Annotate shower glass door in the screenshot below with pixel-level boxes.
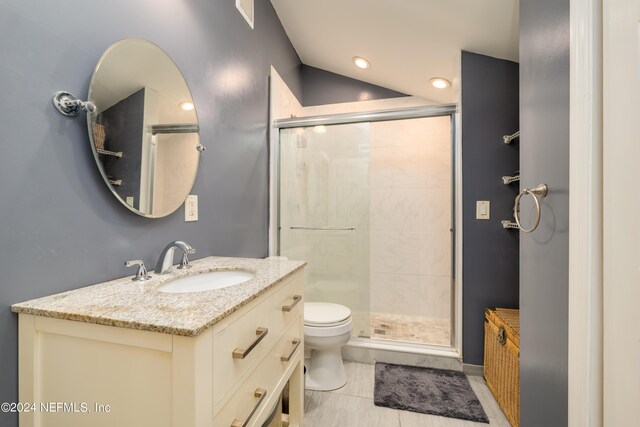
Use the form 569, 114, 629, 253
278, 114, 453, 347
279, 123, 371, 338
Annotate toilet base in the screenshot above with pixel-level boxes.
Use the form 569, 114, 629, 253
305, 348, 347, 391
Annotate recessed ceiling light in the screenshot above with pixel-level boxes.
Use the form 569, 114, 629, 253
353, 56, 371, 69
179, 101, 195, 111
430, 78, 451, 89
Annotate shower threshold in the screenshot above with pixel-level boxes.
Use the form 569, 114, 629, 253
369, 312, 450, 346
344, 336, 462, 371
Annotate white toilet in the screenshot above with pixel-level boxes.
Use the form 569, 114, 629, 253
304, 302, 353, 391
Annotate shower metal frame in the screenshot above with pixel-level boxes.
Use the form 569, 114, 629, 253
273, 103, 460, 357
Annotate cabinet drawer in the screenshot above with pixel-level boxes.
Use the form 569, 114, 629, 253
272, 273, 304, 343
213, 356, 272, 427
213, 297, 272, 406
270, 316, 303, 385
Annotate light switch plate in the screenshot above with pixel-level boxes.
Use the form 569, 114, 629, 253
185, 195, 198, 222
476, 201, 490, 220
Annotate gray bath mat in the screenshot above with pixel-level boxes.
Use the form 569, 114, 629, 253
374, 363, 489, 423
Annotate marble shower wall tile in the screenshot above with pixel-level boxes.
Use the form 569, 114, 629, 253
327, 151, 370, 190
423, 142, 453, 189
370, 144, 431, 190
420, 188, 452, 233
371, 189, 426, 232
369, 116, 453, 334
371, 273, 422, 317
370, 188, 452, 233
371, 230, 421, 275
303, 122, 369, 153
295, 231, 368, 274
369, 272, 452, 326
328, 187, 370, 230
370, 116, 451, 149
419, 275, 452, 319
419, 232, 452, 276
370, 119, 451, 190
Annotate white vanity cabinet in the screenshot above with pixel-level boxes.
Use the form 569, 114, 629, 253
17, 270, 305, 427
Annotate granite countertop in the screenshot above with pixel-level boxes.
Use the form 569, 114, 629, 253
11, 256, 306, 337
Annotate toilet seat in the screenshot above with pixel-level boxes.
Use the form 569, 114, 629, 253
304, 302, 353, 338
304, 302, 351, 327
304, 319, 353, 337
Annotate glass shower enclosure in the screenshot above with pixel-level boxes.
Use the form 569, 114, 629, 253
277, 108, 454, 348
279, 123, 372, 338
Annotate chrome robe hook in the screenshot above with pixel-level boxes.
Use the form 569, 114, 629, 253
52, 91, 96, 117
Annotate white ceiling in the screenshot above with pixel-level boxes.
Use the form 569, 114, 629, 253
270, 0, 519, 104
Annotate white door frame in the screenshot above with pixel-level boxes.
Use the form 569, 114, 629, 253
601, 0, 640, 424
568, 0, 603, 425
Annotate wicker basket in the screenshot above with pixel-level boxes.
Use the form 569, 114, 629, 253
92, 122, 106, 150
484, 307, 520, 427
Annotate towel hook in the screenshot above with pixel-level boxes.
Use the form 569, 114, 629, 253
513, 184, 548, 233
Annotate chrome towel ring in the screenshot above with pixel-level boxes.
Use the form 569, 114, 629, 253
514, 184, 548, 233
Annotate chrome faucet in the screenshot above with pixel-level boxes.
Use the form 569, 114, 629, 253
124, 259, 152, 281
155, 241, 196, 274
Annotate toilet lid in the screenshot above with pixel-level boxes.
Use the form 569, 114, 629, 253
304, 302, 351, 326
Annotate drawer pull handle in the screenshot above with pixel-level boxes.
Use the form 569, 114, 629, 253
282, 295, 302, 312
232, 327, 269, 359
230, 388, 267, 427
280, 338, 301, 362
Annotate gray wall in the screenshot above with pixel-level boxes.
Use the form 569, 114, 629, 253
300, 64, 407, 106
461, 51, 520, 365
0, 1, 302, 425
519, 0, 570, 425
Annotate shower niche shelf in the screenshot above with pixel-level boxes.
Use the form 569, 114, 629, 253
501, 129, 520, 230
502, 173, 520, 185
503, 130, 520, 144
97, 148, 123, 158
502, 220, 519, 230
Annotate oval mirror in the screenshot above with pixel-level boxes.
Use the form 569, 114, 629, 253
87, 38, 201, 218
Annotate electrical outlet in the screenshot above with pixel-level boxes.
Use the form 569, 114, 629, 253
185, 195, 198, 222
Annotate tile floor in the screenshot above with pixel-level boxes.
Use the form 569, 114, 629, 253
303, 361, 511, 427
370, 313, 451, 346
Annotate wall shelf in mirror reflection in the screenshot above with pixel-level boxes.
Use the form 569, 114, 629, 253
52, 38, 206, 218
503, 130, 520, 144
96, 148, 123, 158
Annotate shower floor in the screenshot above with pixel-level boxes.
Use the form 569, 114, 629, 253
369, 312, 450, 346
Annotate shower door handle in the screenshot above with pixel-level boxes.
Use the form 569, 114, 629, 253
290, 226, 356, 231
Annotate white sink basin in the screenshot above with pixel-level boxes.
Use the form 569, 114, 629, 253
158, 270, 254, 293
